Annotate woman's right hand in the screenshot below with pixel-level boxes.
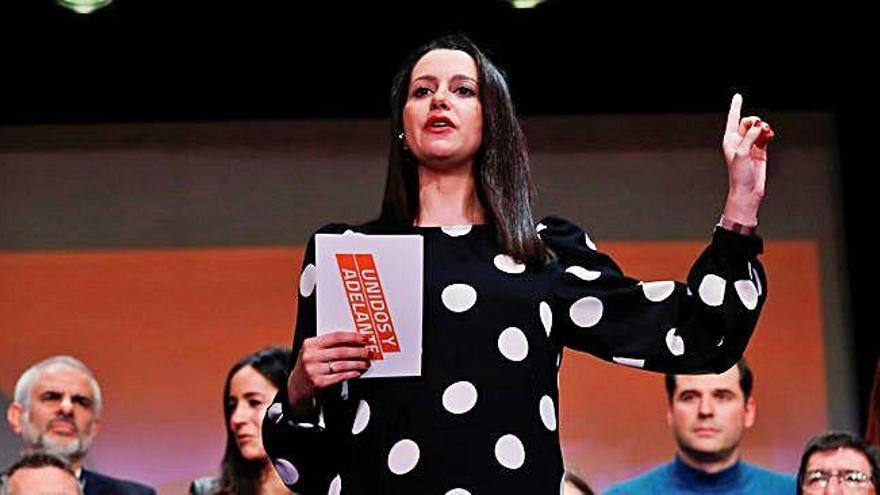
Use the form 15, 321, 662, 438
287, 331, 371, 413
721, 93, 776, 225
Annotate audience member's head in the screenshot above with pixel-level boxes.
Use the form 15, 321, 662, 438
6, 356, 101, 469
562, 466, 594, 495
218, 346, 291, 494
606, 359, 793, 494
1, 452, 82, 495
798, 431, 879, 494
664, 359, 755, 472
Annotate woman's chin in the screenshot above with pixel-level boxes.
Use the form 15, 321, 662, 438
419, 151, 473, 169
239, 445, 267, 462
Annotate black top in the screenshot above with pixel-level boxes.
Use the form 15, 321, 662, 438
263, 216, 766, 494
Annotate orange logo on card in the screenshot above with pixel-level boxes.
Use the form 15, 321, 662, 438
336, 253, 400, 360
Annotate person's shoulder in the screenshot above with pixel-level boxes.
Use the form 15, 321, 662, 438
741, 461, 797, 489
311, 219, 386, 236
300, 222, 361, 251
82, 469, 156, 495
604, 462, 672, 494
536, 215, 599, 250
189, 475, 221, 495
312, 222, 357, 235
536, 215, 585, 233
535, 215, 612, 270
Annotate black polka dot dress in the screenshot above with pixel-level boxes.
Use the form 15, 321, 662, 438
263, 216, 766, 494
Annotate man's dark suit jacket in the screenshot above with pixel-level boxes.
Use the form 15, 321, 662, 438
81, 469, 156, 495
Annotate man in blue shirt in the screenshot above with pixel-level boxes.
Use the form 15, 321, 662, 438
605, 359, 794, 494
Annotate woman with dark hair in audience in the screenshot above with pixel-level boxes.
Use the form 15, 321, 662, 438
263, 34, 775, 493
191, 347, 293, 495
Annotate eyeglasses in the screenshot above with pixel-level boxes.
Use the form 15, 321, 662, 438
803, 469, 875, 492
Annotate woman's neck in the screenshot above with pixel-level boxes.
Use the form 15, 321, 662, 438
258, 463, 291, 495
416, 163, 485, 226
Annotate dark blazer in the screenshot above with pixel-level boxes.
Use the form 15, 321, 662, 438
81, 469, 156, 495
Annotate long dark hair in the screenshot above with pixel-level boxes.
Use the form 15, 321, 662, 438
866, 359, 880, 446
218, 346, 290, 495
378, 34, 548, 266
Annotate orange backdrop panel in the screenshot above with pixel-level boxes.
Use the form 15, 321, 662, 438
0, 240, 823, 493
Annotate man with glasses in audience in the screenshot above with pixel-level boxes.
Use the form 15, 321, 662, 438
798, 431, 878, 494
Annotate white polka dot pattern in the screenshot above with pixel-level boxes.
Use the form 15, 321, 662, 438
442, 226, 472, 237
442, 381, 478, 415
274, 217, 765, 491
751, 264, 763, 296
274, 458, 300, 485
642, 281, 675, 302
569, 297, 603, 328
299, 263, 317, 298
267, 402, 283, 424
698, 274, 726, 306
328, 475, 342, 495
665, 328, 685, 356
539, 395, 557, 431
494, 254, 526, 274
566, 266, 601, 281
387, 439, 420, 475
584, 232, 597, 250
540, 301, 553, 336
498, 327, 529, 361
352, 400, 370, 435
494, 434, 526, 470
734, 280, 759, 310
613, 357, 645, 368
441, 284, 477, 313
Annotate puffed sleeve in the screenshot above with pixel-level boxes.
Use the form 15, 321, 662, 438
540, 215, 766, 374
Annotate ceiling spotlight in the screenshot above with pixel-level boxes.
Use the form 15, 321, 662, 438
56, 0, 113, 14
508, 0, 548, 8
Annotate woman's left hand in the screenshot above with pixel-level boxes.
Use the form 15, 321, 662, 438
721, 93, 775, 224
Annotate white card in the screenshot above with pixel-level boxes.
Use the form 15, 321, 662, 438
315, 232, 423, 378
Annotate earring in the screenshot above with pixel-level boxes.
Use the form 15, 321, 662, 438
398, 131, 409, 150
